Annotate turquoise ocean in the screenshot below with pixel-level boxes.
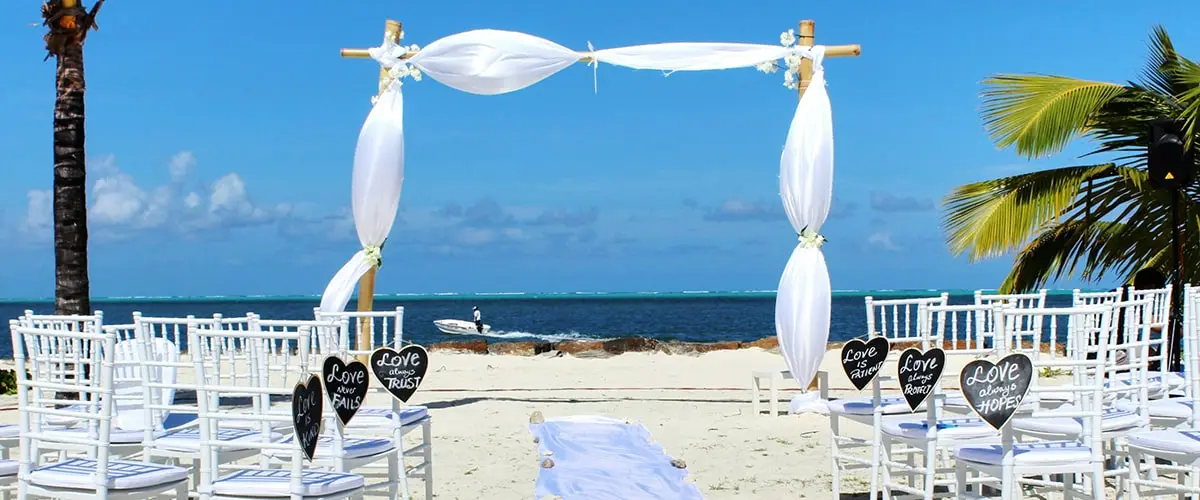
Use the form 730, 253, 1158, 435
0, 290, 1082, 358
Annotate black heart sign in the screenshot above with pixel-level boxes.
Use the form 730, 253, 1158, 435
322, 356, 369, 426
897, 348, 945, 411
841, 337, 890, 391
292, 374, 323, 461
370, 345, 429, 403
959, 353, 1034, 431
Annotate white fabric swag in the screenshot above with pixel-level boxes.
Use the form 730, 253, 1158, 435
318, 29, 837, 391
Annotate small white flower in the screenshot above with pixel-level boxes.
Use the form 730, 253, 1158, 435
408, 44, 421, 53
755, 61, 778, 74
371, 95, 380, 105
780, 29, 796, 47
410, 67, 423, 81
784, 54, 803, 72
783, 71, 798, 90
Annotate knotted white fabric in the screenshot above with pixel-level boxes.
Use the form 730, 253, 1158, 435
406, 29, 810, 95
775, 47, 834, 400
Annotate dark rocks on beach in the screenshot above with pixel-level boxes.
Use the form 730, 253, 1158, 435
746, 336, 779, 350
658, 340, 742, 355
432, 335, 781, 357
487, 341, 554, 356
428, 339, 489, 354
602, 337, 659, 354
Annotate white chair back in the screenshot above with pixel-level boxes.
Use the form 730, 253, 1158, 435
190, 321, 332, 494
10, 320, 118, 482
314, 307, 406, 356
922, 303, 996, 354
865, 294, 949, 346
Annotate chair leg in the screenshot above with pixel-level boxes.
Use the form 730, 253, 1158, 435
1091, 463, 1105, 500
769, 374, 779, 417
869, 412, 882, 500
1000, 465, 1014, 500
423, 419, 434, 500
923, 440, 936, 499
175, 481, 188, 500
955, 460, 968, 496
830, 415, 841, 499
751, 376, 761, 416
880, 437, 893, 500
1065, 472, 1076, 500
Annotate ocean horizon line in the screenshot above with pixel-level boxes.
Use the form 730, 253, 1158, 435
0, 288, 1100, 304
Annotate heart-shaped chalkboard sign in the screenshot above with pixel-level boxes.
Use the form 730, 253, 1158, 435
841, 337, 890, 391
292, 374, 324, 461
370, 345, 429, 403
322, 356, 370, 426
959, 353, 1034, 430
897, 348, 945, 411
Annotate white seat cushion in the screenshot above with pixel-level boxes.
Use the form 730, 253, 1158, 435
1110, 371, 1186, 391
43, 427, 146, 445
211, 469, 363, 497
27, 458, 188, 490
881, 417, 997, 441
1012, 406, 1146, 437
828, 397, 915, 416
346, 406, 429, 428
265, 436, 394, 460
0, 425, 19, 439
945, 394, 1040, 411
154, 428, 281, 452
1146, 398, 1193, 420
1128, 430, 1200, 455
0, 460, 17, 477
956, 441, 1093, 466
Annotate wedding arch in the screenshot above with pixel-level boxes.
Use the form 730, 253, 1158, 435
317, 20, 861, 392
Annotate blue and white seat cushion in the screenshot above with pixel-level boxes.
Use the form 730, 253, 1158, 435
1144, 398, 1194, 420
211, 469, 363, 497
346, 406, 429, 428
264, 436, 394, 460
1011, 406, 1146, 437
42, 427, 146, 445
827, 397, 918, 416
881, 417, 996, 441
955, 441, 1093, 466
1127, 429, 1200, 455
27, 458, 188, 490
154, 428, 283, 452
0, 460, 17, 477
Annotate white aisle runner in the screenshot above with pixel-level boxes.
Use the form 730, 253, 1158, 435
529, 415, 704, 499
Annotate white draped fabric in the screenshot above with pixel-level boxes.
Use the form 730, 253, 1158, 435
319, 30, 837, 386
776, 48, 834, 395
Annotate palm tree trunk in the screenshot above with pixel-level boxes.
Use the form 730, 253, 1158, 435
52, 36, 90, 316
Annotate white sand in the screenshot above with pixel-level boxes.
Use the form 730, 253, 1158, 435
0, 348, 1027, 499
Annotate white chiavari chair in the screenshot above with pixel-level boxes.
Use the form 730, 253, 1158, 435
190, 322, 364, 500
313, 308, 434, 499
10, 320, 189, 500
1126, 285, 1200, 498
954, 305, 1116, 499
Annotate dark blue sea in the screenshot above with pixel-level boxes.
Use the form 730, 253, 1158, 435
0, 290, 1076, 357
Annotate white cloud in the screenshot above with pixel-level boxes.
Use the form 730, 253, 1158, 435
20, 190, 52, 240
867, 231, 902, 252
20, 152, 289, 243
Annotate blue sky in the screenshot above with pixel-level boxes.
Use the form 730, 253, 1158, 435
0, 1, 1192, 298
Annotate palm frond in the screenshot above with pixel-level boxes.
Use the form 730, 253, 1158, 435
981, 75, 1128, 159
942, 164, 1112, 261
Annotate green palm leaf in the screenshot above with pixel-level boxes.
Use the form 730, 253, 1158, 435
942, 165, 1111, 261
981, 75, 1127, 159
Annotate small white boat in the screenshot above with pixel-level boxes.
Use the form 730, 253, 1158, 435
434, 319, 491, 335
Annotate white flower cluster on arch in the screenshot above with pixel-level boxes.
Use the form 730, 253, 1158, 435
318, 28, 835, 389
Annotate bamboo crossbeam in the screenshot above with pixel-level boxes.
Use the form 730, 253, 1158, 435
338, 43, 861, 61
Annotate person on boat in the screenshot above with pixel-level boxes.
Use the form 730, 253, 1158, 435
473, 306, 483, 333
